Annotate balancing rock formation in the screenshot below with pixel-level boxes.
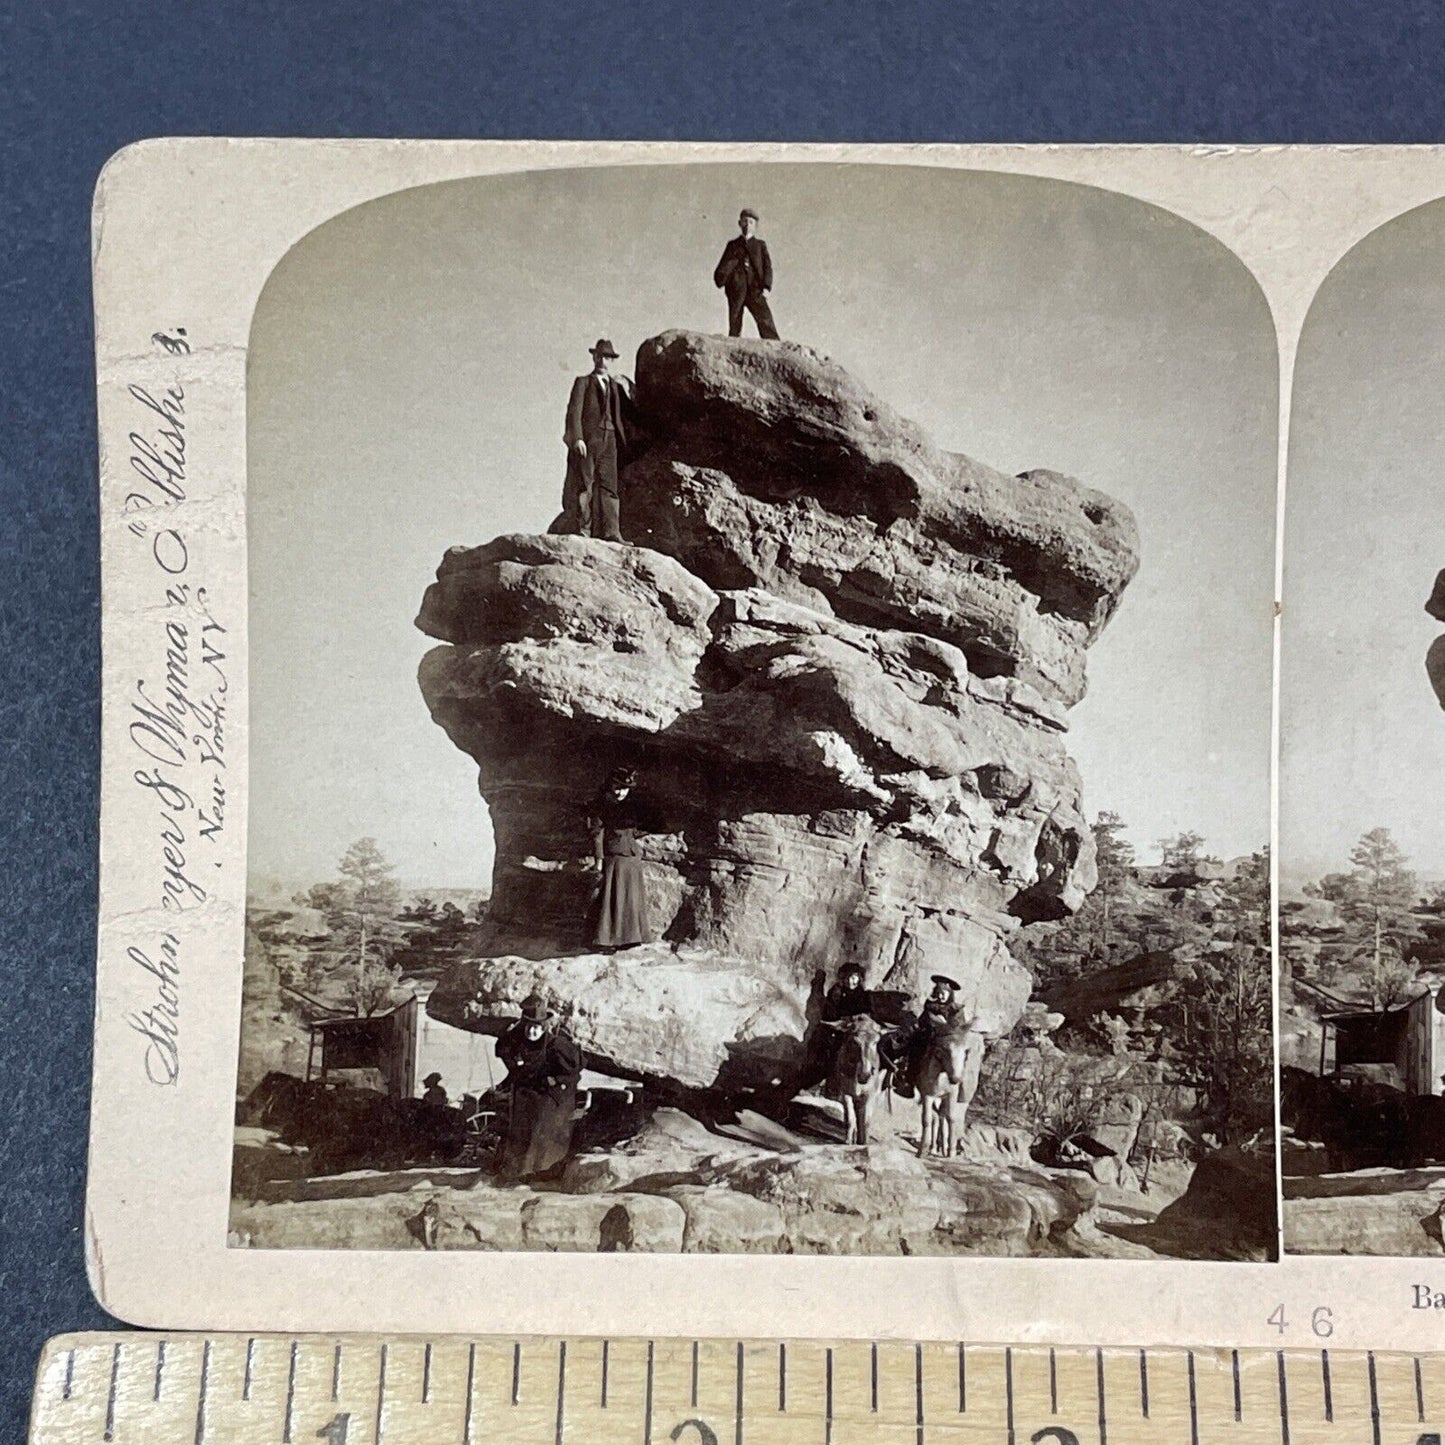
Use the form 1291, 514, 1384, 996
419, 332, 1139, 1093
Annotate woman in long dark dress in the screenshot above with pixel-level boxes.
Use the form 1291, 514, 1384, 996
585, 767, 658, 949
494, 995, 583, 1182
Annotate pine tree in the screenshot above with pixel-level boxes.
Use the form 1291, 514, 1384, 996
326, 838, 405, 1016
1339, 828, 1424, 1008
1091, 811, 1136, 953
1174, 941, 1274, 1141
1158, 831, 1208, 872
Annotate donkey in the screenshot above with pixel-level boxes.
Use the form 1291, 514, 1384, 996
916, 1017, 986, 1159
823, 1014, 889, 1145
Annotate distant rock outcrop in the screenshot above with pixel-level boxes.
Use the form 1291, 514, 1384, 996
418, 332, 1138, 1092
1428, 569, 1445, 710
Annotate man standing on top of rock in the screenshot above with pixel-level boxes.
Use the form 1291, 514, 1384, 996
713, 208, 779, 340
881, 974, 966, 1097
562, 339, 632, 542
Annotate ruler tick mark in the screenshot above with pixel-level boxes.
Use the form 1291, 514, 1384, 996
690, 1340, 698, 1409
645, 1341, 655, 1445
958, 1342, 966, 1413
103, 1342, 121, 1442
1368, 1352, 1381, 1445
1232, 1348, 1242, 1421
284, 1339, 299, 1444
513, 1341, 522, 1406
915, 1343, 925, 1445
1005, 1346, 1016, 1445
1417, 1355, 1427, 1423
464, 1343, 477, 1445
1096, 1347, 1107, 1445
423, 1342, 433, 1404
871, 1342, 878, 1413
1321, 1350, 1333, 1423
825, 1348, 834, 1445
735, 1341, 744, 1445
194, 1339, 212, 1445
154, 1340, 166, 1402
243, 1337, 255, 1401
375, 1342, 388, 1445
1048, 1347, 1057, 1415
602, 1340, 610, 1409
62, 1348, 74, 1402
1277, 1351, 1290, 1445
1138, 1349, 1148, 1418
1187, 1352, 1198, 1445
332, 1342, 342, 1402
556, 1341, 567, 1445
779, 1342, 786, 1412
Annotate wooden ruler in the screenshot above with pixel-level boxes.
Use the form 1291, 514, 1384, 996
25, 1334, 1445, 1444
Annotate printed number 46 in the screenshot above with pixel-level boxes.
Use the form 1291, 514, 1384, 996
1268, 1305, 1334, 1337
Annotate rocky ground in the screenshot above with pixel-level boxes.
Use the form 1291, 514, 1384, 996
1284, 1162, 1445, 1256
228, 1096, 1257, 1260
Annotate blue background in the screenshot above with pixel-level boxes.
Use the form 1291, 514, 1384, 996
5, 0, 1445, 1434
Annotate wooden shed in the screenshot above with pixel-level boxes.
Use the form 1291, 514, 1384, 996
1319, 986, 1445, 1096
305, 991, 497, 1101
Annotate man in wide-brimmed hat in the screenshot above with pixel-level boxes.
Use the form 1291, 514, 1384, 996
713, 208, 779, 339
561, 338, 632, 542
880, 973, 966, 1098
494, 994, 583, 1182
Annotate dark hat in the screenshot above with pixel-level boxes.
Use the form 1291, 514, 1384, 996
423, 1072, 443, 1087
520, 993, 553, 1024
590, 338, 620, 358
930, 974, 962, 993
739, 207, 759, 222
838, 962, 865, 979
605, 765, 637, 790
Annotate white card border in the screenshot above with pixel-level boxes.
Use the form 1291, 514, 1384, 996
89, 138, 1445, 1347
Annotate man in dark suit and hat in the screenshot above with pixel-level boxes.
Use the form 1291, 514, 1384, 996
880, 973, 966, 1097
713, 208, 779, 339
562, 339, 632, 542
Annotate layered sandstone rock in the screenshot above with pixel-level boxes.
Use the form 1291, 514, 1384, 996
418, 333, 1137, 1092
229, 1117, 1100, 1257
619, 331, 1138, 707
1428, 569, 1445, 710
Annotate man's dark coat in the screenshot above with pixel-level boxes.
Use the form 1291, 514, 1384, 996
713, 236, 774, 299
561, 371, 631, 539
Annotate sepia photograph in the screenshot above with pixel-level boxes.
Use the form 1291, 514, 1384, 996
227, 161, 1278, 1261
1280, 198, 1445, 1256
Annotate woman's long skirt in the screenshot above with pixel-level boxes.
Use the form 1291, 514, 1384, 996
497, 1084, 577, 1181
593, 854, 650, 947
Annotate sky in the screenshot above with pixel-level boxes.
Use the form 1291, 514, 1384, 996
246, 162, 1277, 893
1281, 198, 1445, 887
